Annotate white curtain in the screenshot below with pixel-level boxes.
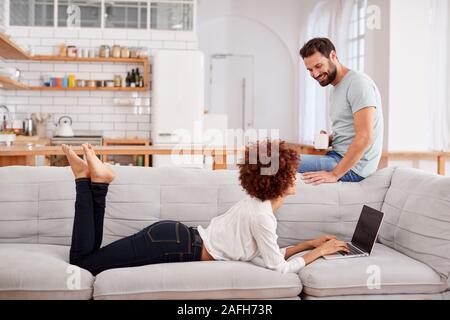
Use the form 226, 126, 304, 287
428, 0, 449, 151
298, 0, 355, 144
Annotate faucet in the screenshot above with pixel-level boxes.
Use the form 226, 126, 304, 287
0, 105, 11, 131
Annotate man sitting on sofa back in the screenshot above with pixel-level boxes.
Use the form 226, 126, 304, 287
298, 38, 384, 185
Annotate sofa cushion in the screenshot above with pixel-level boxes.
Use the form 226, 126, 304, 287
299, 244, 447, 297
93, 261, 301, 300
380, 168, 450, 278
0, 244, 94, 300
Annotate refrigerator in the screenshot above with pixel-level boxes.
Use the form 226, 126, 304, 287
151, 50, 205, 168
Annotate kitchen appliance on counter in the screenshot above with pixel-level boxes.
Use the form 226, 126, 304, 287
50, 131, 103, 167
54, 116, 75, 137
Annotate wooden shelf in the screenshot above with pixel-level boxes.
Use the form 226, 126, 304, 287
30, 55, 148, 64
29, 86, 148, 92
0, 33, 31, 60
0, 75, 30, 90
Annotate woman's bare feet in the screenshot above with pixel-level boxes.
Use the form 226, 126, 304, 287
82, 143, 116, 184
61, 144, 90, 179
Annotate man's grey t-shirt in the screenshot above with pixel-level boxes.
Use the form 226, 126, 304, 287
330, 70, 384, 178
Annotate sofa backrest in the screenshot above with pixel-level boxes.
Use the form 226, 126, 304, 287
380, 168, 450, 278
0, 166, 394, 249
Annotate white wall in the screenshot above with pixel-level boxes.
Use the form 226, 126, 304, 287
365, 0, 390, 151
2, 26, 198, 139
197, 0, 316, 142
388, 0, 432, 151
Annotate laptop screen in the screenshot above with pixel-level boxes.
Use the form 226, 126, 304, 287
351, 206, 384, 254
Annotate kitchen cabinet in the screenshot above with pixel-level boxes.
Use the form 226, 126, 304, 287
0, 136, 51, 167
102, 138, 151, 167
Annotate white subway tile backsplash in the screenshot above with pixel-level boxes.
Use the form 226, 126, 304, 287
72, 122, 90, 130
15, 37, 41, 46
91, 106, 115, 114
79, 29, 103, 39
41, 105, 66, 113
41, 91, 66, 97
54, 63, 79, 72
29, 97, 53, 105
7, 28, 29, 38
78, 64, 103, 72
138, 123, 151, 131
163, 41, 187, 50
103, 131, 126, 138
15, 105, 41, 113
115, 123, 137, 131
78, 98, 102, 106
151, 31, 176, 41
103, 115, 126, 122
138, 40, 163, 48
127, 115, 150, 123
175, 32, 198, 42
127, 30, 151, 40
114, 106, 134, 114
54, 29, 79, 39
69, 106, 91, 114
78, 114, 102, 122
103, 29, 128, 40
91, 122, 114, 130
30, 28, 55, 38
21, 71, 41, 80
186, 42, 199, 50
6, 97, 29, 105
34, 46, 56, 55
54, 97, 78, 105
28, 63, 54, 72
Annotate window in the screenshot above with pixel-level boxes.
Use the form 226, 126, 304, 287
151, 0, 193, 31
10, 0, 54, 27
348, 0, 367, 72
58, 0, 101, 28
8, 0, 195, 31
105, 1, 147, 29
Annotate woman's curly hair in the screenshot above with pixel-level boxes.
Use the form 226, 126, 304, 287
238, 140, 300, 202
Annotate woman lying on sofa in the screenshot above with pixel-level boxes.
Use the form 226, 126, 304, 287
63, 140, 349, 276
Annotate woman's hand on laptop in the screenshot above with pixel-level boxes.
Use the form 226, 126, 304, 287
308, 235, 337, 249
318, 239, 349, 257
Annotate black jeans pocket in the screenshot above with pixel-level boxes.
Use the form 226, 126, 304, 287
146, 221, 181, 244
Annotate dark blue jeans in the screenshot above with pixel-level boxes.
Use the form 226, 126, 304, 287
298, 151, 365, 183
69, 178, 203, 276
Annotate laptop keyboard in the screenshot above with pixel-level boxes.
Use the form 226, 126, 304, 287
340, 244, 364, 256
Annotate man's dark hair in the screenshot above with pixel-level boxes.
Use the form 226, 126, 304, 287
299, 38, 336, 59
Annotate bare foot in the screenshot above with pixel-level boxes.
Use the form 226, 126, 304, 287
82, 144, 116, 184
62, 144, 90, 179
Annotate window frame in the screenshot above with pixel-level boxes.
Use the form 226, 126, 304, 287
7, 0, 197, 32
348, 0, 367, 72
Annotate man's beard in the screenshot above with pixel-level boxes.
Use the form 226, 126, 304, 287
315, 62, 337, 87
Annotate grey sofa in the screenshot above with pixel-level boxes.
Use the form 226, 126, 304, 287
0, 166, 448, 300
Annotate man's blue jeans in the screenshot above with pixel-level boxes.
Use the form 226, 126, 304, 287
298, 151, 365, 183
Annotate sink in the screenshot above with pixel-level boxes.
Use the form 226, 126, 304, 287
0, 133, 16, 146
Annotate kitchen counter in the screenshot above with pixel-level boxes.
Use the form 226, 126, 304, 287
0, 135, 51, 166
0, 145, 243, 170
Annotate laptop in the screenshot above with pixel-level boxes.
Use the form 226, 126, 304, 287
323, 205, 385, 260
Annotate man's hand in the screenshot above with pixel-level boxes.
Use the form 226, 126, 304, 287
301, 171, 339, 185
308, 235, 337, 248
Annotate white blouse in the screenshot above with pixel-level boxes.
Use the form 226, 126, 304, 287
197, 196, 306, 274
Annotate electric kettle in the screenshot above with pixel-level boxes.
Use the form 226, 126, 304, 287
55, 116, 74, 137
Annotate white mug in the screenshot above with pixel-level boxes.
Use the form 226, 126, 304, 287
314, 133, 329, 150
